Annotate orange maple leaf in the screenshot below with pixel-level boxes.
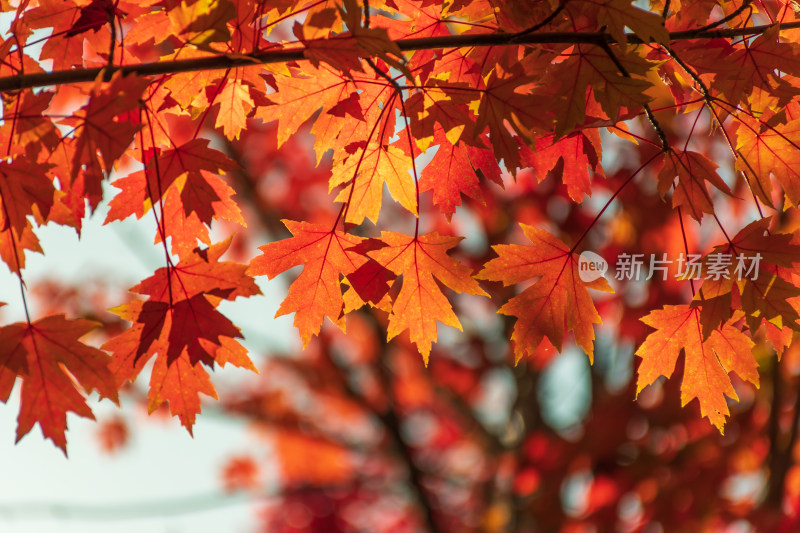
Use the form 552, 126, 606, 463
735, 103, 800, 208
548, 44, 653, 138
255, 64, 353, 152
703, 27, 800, 109
477, 225, 612, 363
473, 53, 548, 170
215, 79, 255, 140
368, 231, 487, 364
0, 221, 41, 274
248, 220, 367, 345
589, 0, 669, 44
105, 138, 243, 257
167, 0, 235, 51
406, 78, 477, 147
331, 142, 417, 224
636, 305, 759, 433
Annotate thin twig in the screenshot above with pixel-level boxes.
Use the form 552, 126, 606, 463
104, 10, 115, 82
599, 42, 669, 151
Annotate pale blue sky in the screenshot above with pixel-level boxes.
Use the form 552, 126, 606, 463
0, 183, 292, 532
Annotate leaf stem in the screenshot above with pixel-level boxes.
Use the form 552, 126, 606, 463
1, 85, 32, 325
0, 190, 32, 324
676, 206, 696, 296
140, 107, 174, 306
104, 3, 117, 82
335, 91, 394, 227
569, 152, 660, 253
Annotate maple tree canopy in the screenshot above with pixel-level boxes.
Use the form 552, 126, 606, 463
2, 0, 800, 463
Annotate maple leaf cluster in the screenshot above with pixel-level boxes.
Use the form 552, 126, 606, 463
0, 0, 799, 464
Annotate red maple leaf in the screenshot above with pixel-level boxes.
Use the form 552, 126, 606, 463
0, 156, 55, 236
65, 0, 124, 38
0, 316, 118, 453
104, 239, 260, 432
478, 225, 612, 362
690, 217, 800, 338
61, 73, 149, 211
521, 130, 604, 203
657, 148, 732, 221
419, 124, 502, 220
345, 239, 394, 305
735, 102, 800, 208
106, 138, 239, 222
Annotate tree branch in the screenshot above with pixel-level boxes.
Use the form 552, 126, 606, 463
767, 359, 800, 509
1, 22, 798, 92
367, 337, 444, 533
780, 384, 800, 501
318, 315, 443, 533
766, 356, 783, 507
